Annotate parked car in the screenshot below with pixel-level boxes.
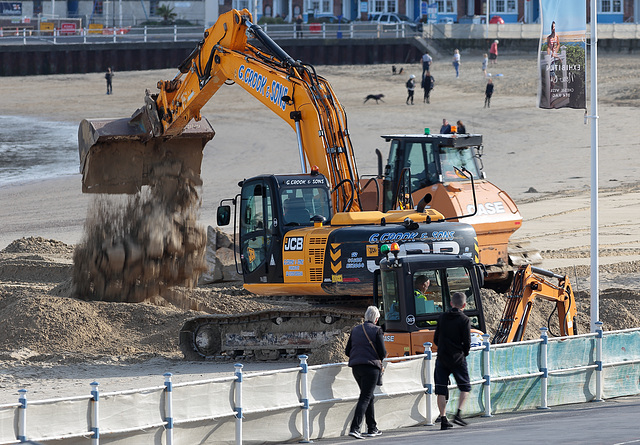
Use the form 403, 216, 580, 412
311, 14, 351, 24
489, 15, 504, 24
372, 13, 421, 31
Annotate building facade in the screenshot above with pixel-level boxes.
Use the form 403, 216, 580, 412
0, 0, 637, 27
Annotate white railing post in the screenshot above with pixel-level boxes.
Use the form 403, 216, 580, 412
90, 382, 100, 445
144, 25, 147, 43
298, 355, 312, 443
18, 389, 27, 442
234, 363, 243, 445
482, 334, 492, 417
112, 27, 116, 42
23, 28, 27, 44
595, 321, 604, 402
164, 373, 174, 445
174, 24, 177, 42
83, 27, 87, 43
423, 342, 434, 425
538, 327, 549, 409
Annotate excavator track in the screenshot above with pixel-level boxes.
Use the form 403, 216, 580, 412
179, 307, 364, 361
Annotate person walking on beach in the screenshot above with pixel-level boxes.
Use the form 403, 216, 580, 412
484, 78, 494, 108
434, 291, 472, 430
406, 74, 416, 105
421, 50, 432, 79
105, 67, 113, 95
452, 49, 460, 78
489, 40, 499, 65
345, 306, 386, 439
422, 72, 434, 104
482, 53, 488, 77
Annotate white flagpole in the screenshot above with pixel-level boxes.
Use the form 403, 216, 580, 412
589, 0, 599, 332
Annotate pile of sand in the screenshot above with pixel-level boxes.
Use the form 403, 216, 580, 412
3, 237, 639, 366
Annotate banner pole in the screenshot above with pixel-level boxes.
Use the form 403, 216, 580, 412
589, 0, 599, 333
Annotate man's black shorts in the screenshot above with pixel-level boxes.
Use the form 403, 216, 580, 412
434, 357, 471, 395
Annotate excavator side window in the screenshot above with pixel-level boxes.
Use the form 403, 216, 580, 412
405, 142, 438, 192
438, 147, 481, 181
445, 267, 476, 311
381, 269, 400, 321
240, 181, 273, 273
413, 270, 443, 315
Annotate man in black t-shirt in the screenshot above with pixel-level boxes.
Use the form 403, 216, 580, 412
433, 292, 471, 429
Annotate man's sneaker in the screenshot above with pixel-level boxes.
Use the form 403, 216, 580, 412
365, 428, 382, 437
453, 414, 468, 426
349, 430, 365, 439
440, 416, 454, 430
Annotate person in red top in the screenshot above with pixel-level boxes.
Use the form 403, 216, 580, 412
489, 40, 499, 65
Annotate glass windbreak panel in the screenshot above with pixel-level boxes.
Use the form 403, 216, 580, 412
381, 269, 400, 321
413, 269, 444, 316
446, 266, 476, 310
280, 186, 331, 226
438, 146, 480, 182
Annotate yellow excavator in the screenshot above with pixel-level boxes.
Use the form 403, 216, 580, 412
76, 9, 538, 359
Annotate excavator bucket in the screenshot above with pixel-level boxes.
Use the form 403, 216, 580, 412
78, 115, 215, 194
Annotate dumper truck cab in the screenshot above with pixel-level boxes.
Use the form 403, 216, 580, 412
376, 245, 486, 356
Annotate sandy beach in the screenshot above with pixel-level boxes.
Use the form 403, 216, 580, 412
0, 50, 639, 403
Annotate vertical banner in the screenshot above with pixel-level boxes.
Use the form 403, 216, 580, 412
537, 0, 586, 109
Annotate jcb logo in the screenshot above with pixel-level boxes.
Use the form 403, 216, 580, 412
284, 237, 304, 251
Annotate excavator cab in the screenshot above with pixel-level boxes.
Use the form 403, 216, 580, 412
380, 134, 484, 210
377, 246, 486, 356
217, 171, 332, 285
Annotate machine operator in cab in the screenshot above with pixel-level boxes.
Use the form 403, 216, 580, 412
414, 273, 443, 314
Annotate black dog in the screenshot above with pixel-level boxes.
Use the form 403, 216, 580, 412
364, 94, 385, 104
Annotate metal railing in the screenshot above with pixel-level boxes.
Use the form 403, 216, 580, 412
2, 323, 639, 444
2, 22, 640, 45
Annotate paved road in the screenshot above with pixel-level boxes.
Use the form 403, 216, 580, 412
315, 395, 640, 445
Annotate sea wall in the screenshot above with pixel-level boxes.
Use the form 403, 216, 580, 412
1, 38, 637, 76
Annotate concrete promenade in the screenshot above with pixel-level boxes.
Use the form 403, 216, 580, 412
318, 395, 640, 444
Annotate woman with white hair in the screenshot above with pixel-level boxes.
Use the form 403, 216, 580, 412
489, 40, 499, 65
345, 306, 387, 439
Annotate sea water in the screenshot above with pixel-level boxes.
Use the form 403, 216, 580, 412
0, 115, 79, 187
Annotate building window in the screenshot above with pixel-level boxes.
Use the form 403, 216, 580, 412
149, 0, 159, 15
492, 0, 516, 14
435, 1, 455, 14
233, 0, 250, 11
33, 0, 43, 14
373, 0, 397, 13
599, 0, 622, 13
307, 0, 331, 14
93, 0, 103, 14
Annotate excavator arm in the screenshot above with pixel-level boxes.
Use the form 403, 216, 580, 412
492, 265, 578, 344
79, 9, 361, 212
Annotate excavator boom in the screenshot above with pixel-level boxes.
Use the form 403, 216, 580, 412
79, 9, 360, 211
